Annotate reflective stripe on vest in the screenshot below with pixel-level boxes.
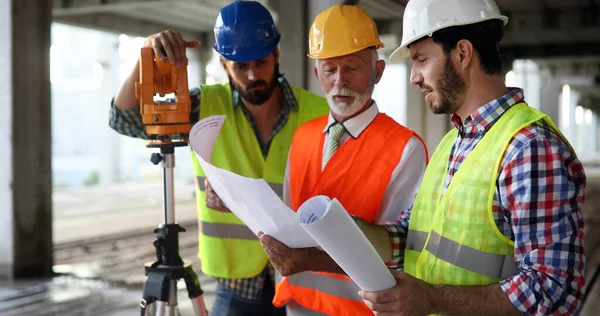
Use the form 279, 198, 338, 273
286, 272, 362, 302
200, 221, 257, 240
407, 230, 518, 279
196, 176, 283, 196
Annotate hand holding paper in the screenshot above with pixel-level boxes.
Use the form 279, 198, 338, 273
189, 116, 396, 291
297, 196, 397, 291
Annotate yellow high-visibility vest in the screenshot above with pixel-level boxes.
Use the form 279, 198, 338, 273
191, 83, 329, 278
405, 103, 569, 288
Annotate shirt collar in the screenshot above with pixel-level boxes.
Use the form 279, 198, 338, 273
450, 87, 525, 133
323, 101, 380, 139
231, 76, 298, 112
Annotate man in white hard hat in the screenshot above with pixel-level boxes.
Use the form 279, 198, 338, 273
359, 0, 587, 315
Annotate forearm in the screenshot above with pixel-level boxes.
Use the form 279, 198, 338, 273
114, 60, 140, 110
432, 283, 521, 316
308, 248, 345, 274
355, 218, 392, 263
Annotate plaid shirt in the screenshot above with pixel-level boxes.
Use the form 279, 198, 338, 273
109, 76, 299, 300
382, 88, 586, 315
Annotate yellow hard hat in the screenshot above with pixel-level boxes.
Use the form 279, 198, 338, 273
308, 5, 384, 59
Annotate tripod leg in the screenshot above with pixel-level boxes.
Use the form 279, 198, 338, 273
141, 271, 171, 316
155, 302, 166, 316
167, 279, 178, 316
183, 265, 208, 316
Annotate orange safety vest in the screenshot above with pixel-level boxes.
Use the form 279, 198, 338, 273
274, 113, 423, 316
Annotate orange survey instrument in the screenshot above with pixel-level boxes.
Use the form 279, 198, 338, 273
135, 47, 208, 315
135, 47, 191, 147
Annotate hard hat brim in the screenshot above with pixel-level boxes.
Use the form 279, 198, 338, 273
215, 42, 279, 63
308, 43, 384, 60
389, 15, 508, 63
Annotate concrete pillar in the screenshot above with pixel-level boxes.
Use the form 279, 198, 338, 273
513, 60, 542, 110
189, 32, 212, 86
99, 36, 121, 185
272, 0, 308, 88
0, 0, 53, 279
541, 73, 562, 127
0, 0, 13, 280
559, 84, 580, 145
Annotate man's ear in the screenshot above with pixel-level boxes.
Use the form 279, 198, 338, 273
273, 47, 280, 64
374, 59, 386, 84
313, 64, 319, 80
455, 39, 474, 71
219, 55, 228, 71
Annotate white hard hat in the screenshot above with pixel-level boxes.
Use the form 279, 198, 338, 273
389, 0, 508, 62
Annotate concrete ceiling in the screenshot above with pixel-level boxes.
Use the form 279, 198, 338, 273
52, 0, 406, 39
52, 0, 600, 60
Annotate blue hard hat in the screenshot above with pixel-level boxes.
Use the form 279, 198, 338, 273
213, 1, 280, 63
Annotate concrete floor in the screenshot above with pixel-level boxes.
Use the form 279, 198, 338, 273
1, 180, 217, 315
1, 175, 599, 315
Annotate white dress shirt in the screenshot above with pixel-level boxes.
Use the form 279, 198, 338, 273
283, 102, 427, 224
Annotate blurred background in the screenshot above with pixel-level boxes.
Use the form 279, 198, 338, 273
1, 0, 599, 314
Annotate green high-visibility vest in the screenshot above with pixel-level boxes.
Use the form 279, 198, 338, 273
191, 83, 329, 279
405, 103, 571, 288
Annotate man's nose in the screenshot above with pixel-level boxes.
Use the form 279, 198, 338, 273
333, 68, 349, 88
410, 67, 423, 86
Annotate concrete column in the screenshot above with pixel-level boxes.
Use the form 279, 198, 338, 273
0, 0, 53, 279
188, 32, 212, 86
272, 0, 308, 88
0, 0, 14, 280
513, 60, 542, 110
99, 36, 121, 185
541, 73, 562, 127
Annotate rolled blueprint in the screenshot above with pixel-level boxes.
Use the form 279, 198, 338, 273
297, 196, 397, 291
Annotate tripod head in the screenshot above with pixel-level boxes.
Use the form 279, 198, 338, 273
135, 47, 191, 149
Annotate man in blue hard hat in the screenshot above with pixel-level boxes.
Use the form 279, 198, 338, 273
108, 1, 329, 315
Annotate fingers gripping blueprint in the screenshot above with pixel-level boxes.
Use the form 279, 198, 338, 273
189, 115, 396, 291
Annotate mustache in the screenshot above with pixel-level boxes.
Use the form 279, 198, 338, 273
246, 80, 268, 89
328, 86, 360, 97
418, 83, 433, 91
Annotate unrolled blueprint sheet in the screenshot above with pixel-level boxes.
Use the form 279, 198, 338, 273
297, 196, 397, 291
189, 115, 317, 248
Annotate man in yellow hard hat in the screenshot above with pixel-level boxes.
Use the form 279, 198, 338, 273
109, 2, 330, 315
258, 4, 428, 315
359, 0, 587, 315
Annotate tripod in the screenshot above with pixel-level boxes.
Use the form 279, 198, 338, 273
140, 144, 208, 316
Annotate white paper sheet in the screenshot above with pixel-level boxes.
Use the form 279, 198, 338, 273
189, 116, 318, 248
297, 195, 397, 291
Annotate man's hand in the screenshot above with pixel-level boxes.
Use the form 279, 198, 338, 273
258, 232, 315, 276
144, 30, 201, 68
205, 180, 230, 212
359, 270, 436, 316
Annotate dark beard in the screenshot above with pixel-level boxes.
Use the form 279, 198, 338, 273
432, 56, 465, 115
230, 74, 278, 106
